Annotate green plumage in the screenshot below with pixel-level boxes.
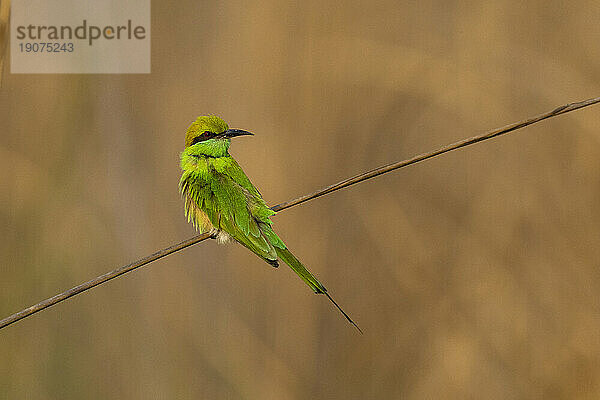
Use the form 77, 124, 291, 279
179, 115, 359, 331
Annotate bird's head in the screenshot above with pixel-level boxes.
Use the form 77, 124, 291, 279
185, 115, 253, 148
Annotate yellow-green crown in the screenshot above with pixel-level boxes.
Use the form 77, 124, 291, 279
185, 115, 229, 147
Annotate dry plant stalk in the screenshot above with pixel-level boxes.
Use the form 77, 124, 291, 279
0, 0, 10, 86
1, 96, 599, 330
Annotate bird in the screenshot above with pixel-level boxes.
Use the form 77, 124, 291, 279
179, 115, 361, 332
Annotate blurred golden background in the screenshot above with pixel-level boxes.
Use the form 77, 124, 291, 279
2, 1, 600, 398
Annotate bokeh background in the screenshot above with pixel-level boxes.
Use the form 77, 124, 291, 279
2, 1, 600, 398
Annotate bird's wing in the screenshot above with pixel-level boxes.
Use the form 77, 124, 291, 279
208, 156, 285, 261
216, 158, 329, 296
179, 171, 216, 233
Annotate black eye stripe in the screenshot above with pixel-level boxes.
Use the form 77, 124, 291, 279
191, 131, 216, 145
191, 135, 205, 145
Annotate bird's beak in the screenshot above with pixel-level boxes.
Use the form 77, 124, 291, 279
218, 129, 254, 139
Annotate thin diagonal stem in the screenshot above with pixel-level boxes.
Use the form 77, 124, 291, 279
1, 96, 599, 330
0, 0, 10, 87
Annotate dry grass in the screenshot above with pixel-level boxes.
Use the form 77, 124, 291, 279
0, 0, 10, 86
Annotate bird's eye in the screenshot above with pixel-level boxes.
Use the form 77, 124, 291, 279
190, 131, 214, 146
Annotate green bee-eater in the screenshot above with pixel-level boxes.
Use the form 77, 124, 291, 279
179, 115, 360, 332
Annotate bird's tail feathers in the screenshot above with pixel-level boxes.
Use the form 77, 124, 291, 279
324, 292, 363, 334
275, 247, 362, 334
275, 247, 325, 294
